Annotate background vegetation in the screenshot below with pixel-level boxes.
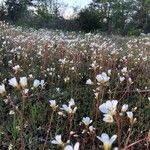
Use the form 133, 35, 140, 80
0, 0, 150, 35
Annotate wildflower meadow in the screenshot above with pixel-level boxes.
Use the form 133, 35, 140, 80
0, 21, 150, 150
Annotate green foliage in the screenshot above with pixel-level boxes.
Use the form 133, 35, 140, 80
78, 0, 150, 35
5, 0, 26, 22
78, 6, 103, 32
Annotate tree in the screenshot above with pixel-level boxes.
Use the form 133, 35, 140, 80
78, 5, 102, 32
5, 0, 33, 22
0, 3, 7, 20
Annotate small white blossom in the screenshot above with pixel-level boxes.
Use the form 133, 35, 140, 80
119, 76, 125, 82
107, 69, 111, 75
128, 78, 133, 84
8, 77, 19, 88
20, 77, 27, 88
99, 100, 118, 123
22, 88, 29, 95
82, 117, 92, 126
8, 143, 13, 150
40, 80, 45, 88
103, 114, 114, 123
121, 104, 128, 112
9, 110, 15, 115
0, 84, 6, 95
88, 126, 96, 133
51, 135, 64, 146
61, 99, 77, 114
12, 65, 20, 72
121, 67, 127, 74
33, 79, 41, 88
49, 100, 58, 110
126, 111, 133, 123
99, 100, 118, 116
96, 72, 110, 84
97, 133, 117, 150
64, 142, 80, 150
86, 79, 94, 85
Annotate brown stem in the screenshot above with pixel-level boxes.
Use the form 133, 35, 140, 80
68, 114, 74, 140
115, 115, 122, 150
124, 125, 134, 148
121, 138, 147, 150
95, 85, 105, 128
42, 110, 54, 150
20, 96, 26, 150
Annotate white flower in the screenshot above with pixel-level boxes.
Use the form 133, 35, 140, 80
107, 69, 111, 75
99, 100, 118, 116
40, 80, 45, 88
61, 99, 77, 114
99, 100, 118, 123
86, 79, 94, 85
49, 100, 58, 110
0, 84, 6, 95
82, 117, 92, 126
121, 67, 127, 74
33, 79, 40, 88
20, 77, 27, 88
9, 110, 15, 115
119, 76, 125, 82
8, 77, 19, 88
103, 114, 114, 123
96, 72, 110, 84
128, 78, 133, 84
64, 142, 80, 150
51, 135, 64, 146
69, 98, 75, 107
126, 111, 133, 118
58, 111, 65, 116
121, 104, 128, 112
64, 76, 70, 82
94, 92, 99, 99
22, 88, 29, 95
97, 133, 117, 150
8, 143, 13, 150
88, 126, 96, 133
12, 65, 20, 71
29, 74, 33, 78
126, 111, 134, 123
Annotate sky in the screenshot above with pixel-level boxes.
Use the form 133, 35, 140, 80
0, 0, 93, 19
0, 0, 92, 8
60, 0, 92, 9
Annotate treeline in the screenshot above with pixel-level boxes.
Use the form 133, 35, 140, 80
0, 0, 150, 35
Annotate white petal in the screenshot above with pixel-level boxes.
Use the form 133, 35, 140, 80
103, 114, 114, 123
112, 100, 118, 108
121, 104, 128, 112
74, 142, 80, 150
110, 135, 117, 144
55, 135, 62, 144
105, 100, 112, 108
51, 140, 58, 144
126, 111, 133, 119
100, 133, 110, 143
99, 103, 108, 113
62, 105, 69, 111
64, 145, 73, 150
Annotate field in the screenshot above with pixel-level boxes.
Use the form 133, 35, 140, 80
0, 21, 150, 150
